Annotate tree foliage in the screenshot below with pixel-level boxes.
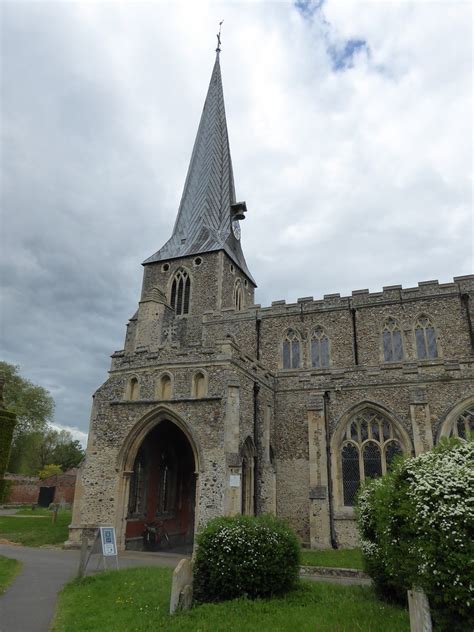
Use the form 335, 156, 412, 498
0, 362, 84, 474
39, 463, 62, 480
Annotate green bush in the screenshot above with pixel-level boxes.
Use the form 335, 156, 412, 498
357, 439, 474, 631
193, 514, 301, 603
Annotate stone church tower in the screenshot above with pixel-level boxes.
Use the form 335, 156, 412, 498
68, 50, 474, 551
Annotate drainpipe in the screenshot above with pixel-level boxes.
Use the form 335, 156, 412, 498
324, 391, 338, 549
461, 294, 474, 352
253, 381, 260, 516
256, 314, 261, 361
350, 301, 359, 365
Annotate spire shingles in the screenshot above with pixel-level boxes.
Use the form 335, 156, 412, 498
144, 54, 254, 284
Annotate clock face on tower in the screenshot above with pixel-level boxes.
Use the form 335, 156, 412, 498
232, 219, 241, 240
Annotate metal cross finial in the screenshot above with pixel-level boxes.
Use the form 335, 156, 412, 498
216, 20, 224, 53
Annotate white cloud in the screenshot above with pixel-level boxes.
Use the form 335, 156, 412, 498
1, 0, 471, 434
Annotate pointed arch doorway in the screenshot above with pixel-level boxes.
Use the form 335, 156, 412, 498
125, 419, 196, 552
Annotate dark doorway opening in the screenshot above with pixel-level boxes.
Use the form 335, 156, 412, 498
125, 420, 196, 553
38, 486, 55, 507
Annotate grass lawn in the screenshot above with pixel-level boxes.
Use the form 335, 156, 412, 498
300, 548, 364, 570
0, 508, 72, 546
0, 555, 22, 594
53, 567, 408, 632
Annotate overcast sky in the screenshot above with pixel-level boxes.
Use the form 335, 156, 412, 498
1, 0, 472, 445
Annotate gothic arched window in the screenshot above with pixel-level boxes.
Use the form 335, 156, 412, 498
311, 327, 330, 368
414, 315, 438, 359
170, 269, 191, 316
282, 329, 301, 369
241, 438, 255, 516
234, 279, 244, 311
382, 318, 403, 362
448, 405, 474, 440
340, 409, 404, 506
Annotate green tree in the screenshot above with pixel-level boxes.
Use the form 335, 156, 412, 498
38, 463, 62, 480
50, 431, 84, 471
0, 362, 54, 473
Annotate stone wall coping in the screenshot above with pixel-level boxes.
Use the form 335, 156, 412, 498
110, 396, 222, 406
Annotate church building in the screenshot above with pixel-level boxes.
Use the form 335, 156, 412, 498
68, 50, 474, 551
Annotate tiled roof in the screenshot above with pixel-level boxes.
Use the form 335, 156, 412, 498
143, 53, 255, 284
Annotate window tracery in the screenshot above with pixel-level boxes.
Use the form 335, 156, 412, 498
170, 269, 191, 315
414, 315, 438, 359
341, 409, 404, 506
310, 327, 330, 368
128, 447, 147, 516
282, 329, 301, 369
382, 318, 403, 362
448, 405, 474, 440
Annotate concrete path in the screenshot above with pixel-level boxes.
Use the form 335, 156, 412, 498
0, 544, 184, 632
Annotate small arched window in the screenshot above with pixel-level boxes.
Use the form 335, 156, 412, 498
282, 329, 301, 369
170, 269, 191, 316
192, 371, 207, 398
448, 405, 474, 440
341, 409, 404, 506
234, 279, 244, 311
414, 315, 438, 359
241, 438, 255, 516
382, 318, 403, 362
128, 377, 139, 401
157, 374, 172, 400
311, 327, 330, 368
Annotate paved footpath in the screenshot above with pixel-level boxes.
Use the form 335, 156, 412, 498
0, 544, 184, 632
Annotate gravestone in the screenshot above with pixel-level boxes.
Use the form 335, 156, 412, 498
408, 589, 432, 632
170, 558, 194, 614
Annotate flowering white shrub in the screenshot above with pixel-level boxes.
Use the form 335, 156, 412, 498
356, 439, 473, 631
194, 514, 300, 603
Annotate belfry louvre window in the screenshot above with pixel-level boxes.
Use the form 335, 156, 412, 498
341, 409, 404, 506
414, 315, 438, 359
311, 327, 330, 368
282, 329, 301, 369
234, 279, 244, 311
170, 270, 191, 315
449, 405, 474, 440
382, 318, 403, 362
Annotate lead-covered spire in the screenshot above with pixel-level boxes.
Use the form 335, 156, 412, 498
143, 52, 255, 284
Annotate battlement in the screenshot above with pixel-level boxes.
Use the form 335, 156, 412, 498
257, 275, 474, 315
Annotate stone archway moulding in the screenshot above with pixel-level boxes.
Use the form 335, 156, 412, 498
330, 400, 413, 455
437, 394, 474, 441
116, 405, 204, 474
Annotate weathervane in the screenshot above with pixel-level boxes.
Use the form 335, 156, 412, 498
216, 20, 224, 53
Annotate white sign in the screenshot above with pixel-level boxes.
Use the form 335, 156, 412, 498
100, 527, 117, 556
229, 474, 241, 488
